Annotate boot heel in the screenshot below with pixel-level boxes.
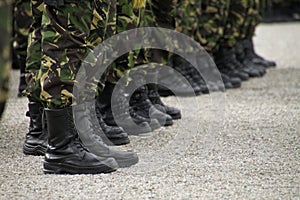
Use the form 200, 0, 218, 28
23, 143, 47, 156
43, 162, 62, 174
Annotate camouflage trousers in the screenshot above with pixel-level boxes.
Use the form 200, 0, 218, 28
0, 1, 12, 118
12, 0, 32, 62
105, 0, 147, 84
174, 0, 228, 53
38, 0, 147, 108
176, 0, 265, 53
220, 0, 264, 48
25, 0, 147, 107
25, 0, 43, 102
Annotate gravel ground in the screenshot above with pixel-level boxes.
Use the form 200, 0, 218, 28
0, 23, 299, 199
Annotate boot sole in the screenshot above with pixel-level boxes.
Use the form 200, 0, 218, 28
163, 120, 173, 126
43, 161, 117, 174
169, 113, 182, 120
107, 137, 130, 146
23, 143, 47, 156
153, 118, 173, 127
123, 124, 153, 135
158, 89, 200, 97
116, 156, 139, 168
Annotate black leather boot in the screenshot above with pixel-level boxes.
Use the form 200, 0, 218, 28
156, 57, 201, 97
130, 85, 173, 127
242, 39, 276, 68
83, 85, 130, 145
43, 107, 118, 174
157, 78, 200, 97
23, 101, 48, 156
221, 73, 242, 89
214, 47, 250, 81
146, 72, 181, 120
148, 85, 182, 120
235, 41, 266, 77
172, 55, 209, 94
0, 102, 5, 119
73, 104, 139, 168
17, 55, 27, 97
90, 103, 129, 146
97, 82, 155, 134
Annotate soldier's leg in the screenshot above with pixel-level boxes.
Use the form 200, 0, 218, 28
147, 0, 203, 96
39, 0, 117, 174
0, 1, 11, 119
23, 0, 47, 156
85, 0, 132, 145
213, 0, 253, 81
98, 0, 155, 132
171, 0, 241, 90
141, 0, 181, 119
98, 0, 173, 133
240, 0, 276, 68
12, 0, 32, 97
40, 0, 138, 174
224, 0, 266, 78
173, 0, 211, 92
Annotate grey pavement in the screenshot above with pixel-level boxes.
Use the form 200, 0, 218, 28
0, 23, 299, 199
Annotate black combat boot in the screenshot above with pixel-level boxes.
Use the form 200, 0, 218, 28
221, 73, 242, 89
172, 55, 209, 94
97, 82, 156, 134
130, 85, 173, 127
23, 101, 48, 156
148, 85, 182, 120
157, 77, 200, 97
88, 102, 129, 146
43, 107, 118, 174
0, 102, 5, 119
235, 41, 266, 77
242, 39, 276, 68
73, 104, 139, 168
17, 55, 27, 97
214, 47, 250, 81
146, 72, 181, 120
81, 85, 130, 145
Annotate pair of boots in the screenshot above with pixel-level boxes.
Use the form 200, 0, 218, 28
237, 39, 276, 68
215, 39, 276, 82
23, 101, 138, 174
157, 55, 241, 97
214, 47, 251, 81
98, 80, 181, 135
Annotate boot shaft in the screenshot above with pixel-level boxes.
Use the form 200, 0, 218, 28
45, 107, 75, 149
27, 102, 44, 135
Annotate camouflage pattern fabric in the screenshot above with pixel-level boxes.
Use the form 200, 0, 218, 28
104, 0, 146, 84
40, 1, 95, 108
40, 0, 122, 108
220, 0, 266, 47
175, 0, 229, 54
219, 0, 248, 48
176, 0, 264, 52
107, 0, 179, 78
25, 0, 44, 103
0, 1, 12, 118
143, 0, 176, 64
244, 0, 265, 39
26, 0, 147, 107
12, 0, 32, 59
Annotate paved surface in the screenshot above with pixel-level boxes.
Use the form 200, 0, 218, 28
0, 23, 299, 199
